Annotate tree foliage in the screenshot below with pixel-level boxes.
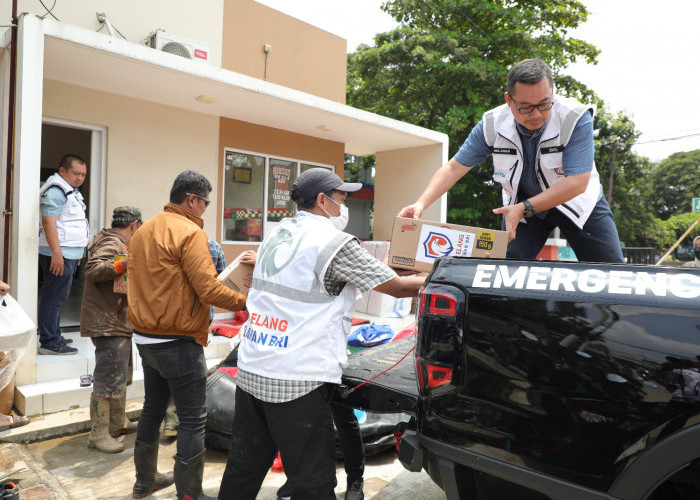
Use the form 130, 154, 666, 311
649, 150, 700, 220
347, 0, 600, 228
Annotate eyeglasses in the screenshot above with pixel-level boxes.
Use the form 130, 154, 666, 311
509, 95, 554, 115
186, 193, 211, 208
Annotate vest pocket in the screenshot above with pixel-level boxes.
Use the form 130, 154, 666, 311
538, 152, 564, 175
492, 156, 517, 186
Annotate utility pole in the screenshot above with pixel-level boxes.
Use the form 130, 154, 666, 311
606, 138, 618, 204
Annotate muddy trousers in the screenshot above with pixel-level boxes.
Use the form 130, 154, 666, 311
218, 384, 337, 500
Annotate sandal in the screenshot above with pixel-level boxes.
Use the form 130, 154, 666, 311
0, 415, 30, 432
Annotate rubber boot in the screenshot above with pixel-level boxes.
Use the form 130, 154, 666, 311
162, 406, 179, 437
132, 439, 175, 498
109, 394, 138, 437
87, 396, 124, 453
174, 449, 215, 500
0, 482, 19, 499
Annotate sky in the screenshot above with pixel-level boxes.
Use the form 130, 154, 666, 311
255, 0, 700, 162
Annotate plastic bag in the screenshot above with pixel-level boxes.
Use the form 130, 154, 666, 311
0, 294, 35, 351
347, 323, 394, 348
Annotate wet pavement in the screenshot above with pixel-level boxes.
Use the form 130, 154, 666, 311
0, 428, 445, 499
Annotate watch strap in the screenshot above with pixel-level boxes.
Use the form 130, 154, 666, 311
522, 200, 535, 218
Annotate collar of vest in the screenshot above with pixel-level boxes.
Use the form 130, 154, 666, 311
164, 203, 204, 228
41, 173, 75, 195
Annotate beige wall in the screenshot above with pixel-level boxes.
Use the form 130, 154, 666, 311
374, 144, 445, 241
217, 116, 345, 262
43, 80, 221, 235
8, 0, 224, 66
222, 0, 347, 103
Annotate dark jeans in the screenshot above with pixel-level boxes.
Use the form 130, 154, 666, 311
218, 385, 337, 500
136, 339, 207, 460
38, 254, 79, 348
507, 197, 624, 263
277, 401, 366, 497
331, 402, 365, 481
91, 336, 133, 399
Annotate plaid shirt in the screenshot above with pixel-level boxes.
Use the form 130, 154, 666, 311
209, 239, 226, 321
237, 238, 397, 403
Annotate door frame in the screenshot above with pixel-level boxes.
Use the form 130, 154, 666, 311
41, 117, 107, 236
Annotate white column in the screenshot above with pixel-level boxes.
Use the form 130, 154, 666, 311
12, 14, 44, 386
374, 141, 448, 241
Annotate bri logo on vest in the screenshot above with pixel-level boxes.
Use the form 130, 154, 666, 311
423, 232, 453, 259
242, 313, 290, 348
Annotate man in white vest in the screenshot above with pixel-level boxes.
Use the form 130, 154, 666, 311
37, 154, 89, 355
399, 58, 624, 264
218, 168, 425, 500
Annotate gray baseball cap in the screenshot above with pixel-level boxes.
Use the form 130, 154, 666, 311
291, 168, 362, 205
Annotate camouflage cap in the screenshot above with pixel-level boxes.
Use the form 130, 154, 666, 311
112, 206, 142, 224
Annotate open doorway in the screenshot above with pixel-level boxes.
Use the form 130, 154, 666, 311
39, 120, 106, 330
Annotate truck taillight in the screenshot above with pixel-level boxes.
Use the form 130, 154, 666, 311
419, 289, 457, 317
429, 293, 456, 316
427, 365, 452, 388
416, 284, 465, 396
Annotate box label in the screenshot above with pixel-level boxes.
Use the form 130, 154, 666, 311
416, 224, 475, 263
476, 230, 495, 251
391, 256, 415, 267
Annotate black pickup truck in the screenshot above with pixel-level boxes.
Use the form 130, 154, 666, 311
339, 258, 700, 500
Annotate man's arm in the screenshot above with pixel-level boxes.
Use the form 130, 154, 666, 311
398, 158, 472, 219
41, 215, 65, 276
83, 238, 124, 283
373, 275, 424, 298
493, 172, 591, 241
181, 230, 247, 312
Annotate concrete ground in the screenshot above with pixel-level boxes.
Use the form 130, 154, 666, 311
0, 425, 445, 499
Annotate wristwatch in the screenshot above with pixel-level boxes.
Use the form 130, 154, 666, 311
522, 200, 536, 218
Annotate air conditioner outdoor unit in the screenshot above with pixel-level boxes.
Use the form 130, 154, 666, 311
148, 31, 210, 63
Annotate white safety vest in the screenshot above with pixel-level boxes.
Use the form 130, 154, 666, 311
238, 212, 357, 384
38, 173, 90, 248
483, 96, 601, 229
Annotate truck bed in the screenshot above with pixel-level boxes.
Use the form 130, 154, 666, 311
337, 336, 418, 415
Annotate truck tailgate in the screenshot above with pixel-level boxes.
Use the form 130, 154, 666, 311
337, 336, 418, 415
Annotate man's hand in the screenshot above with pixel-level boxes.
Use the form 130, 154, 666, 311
50, 253, 65, 276
0, 281, 9, 296
397, 202, 424, 219
493, 203, 525, 242
120, 256, 128, 271
239, 250, 257, 266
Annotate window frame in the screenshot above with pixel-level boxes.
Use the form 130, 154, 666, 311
220, 147, 334, 245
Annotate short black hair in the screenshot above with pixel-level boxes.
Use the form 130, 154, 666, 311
59, 154, 86, 170
297, 189, 337, 210
111, 220, 132, 229
169, 170, 212, 204
507, 59, 553, 96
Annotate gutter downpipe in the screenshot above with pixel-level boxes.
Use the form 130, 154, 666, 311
2, 0, 18, 283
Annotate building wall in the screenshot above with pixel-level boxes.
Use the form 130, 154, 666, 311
8, 0, 225, 66
216, 116, 345, 263
374, 144, 446, 241
43, 80, 221, 236
221, 0, 346, 103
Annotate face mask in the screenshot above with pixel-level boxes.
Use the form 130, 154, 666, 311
321, 196, 349, 231
695, 248, 700, 259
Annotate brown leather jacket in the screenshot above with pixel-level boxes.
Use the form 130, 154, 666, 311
80, 228, 133, 337
127, 203, 246, 346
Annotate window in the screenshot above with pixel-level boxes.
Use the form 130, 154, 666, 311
222, 149, 332, 243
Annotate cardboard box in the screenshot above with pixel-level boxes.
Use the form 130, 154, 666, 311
354, 241, 411, 318
217, 254, 255, 297
388, 216, 508, 272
